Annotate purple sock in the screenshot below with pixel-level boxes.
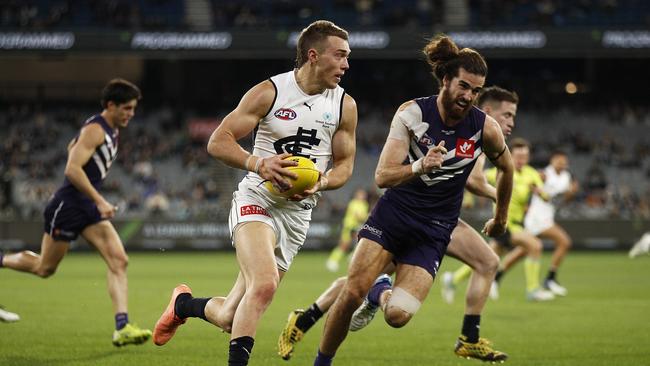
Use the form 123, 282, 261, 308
115, 312, 129, 330
314, 350, 334, 366
367, 280, 391, 307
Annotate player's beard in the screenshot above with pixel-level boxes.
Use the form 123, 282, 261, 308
441, 88, 471, 122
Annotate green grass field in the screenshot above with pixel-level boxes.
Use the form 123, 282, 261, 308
1, 251, 649, 366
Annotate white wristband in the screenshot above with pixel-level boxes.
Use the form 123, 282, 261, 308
411, 158, 424, 175
253, 157, 262, 174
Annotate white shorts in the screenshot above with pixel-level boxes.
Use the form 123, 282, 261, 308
228, 185, 311, 272
524, 211, 554, 236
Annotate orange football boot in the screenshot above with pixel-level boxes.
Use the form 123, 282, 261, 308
153, 284, 192, 346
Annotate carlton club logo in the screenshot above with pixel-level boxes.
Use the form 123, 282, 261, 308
240, 205, 270, 217
274, 108, 297, 120
273, 127, 321, 156
455, 138, 475, 158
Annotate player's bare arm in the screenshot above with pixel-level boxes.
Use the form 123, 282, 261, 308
64, 123, 116, 219
481, 116, 513, 237
293, 94, 358, 200
375, 101, 446, 188
565, 179, 579, 201
207, 80, 298, 189
465, 154, 497, 201
531, 182, 550, 201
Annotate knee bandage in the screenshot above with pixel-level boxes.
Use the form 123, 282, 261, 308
386, 287, 422, 315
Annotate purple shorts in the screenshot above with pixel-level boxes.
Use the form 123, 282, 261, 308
358, 196, 454, 277
43, 194, 102, 242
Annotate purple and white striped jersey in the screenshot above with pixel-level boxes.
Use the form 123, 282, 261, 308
383, 95, 486, 226
56, 114, 119, 202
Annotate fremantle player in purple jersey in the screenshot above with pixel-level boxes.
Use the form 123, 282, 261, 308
313, 36, 514, 366
0, 79, 152, 347
277, 87, 519, 361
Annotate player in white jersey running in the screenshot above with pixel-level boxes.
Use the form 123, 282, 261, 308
152, 20, 358, 366
497, 151, 577, 296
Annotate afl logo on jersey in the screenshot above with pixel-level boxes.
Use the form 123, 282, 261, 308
275, 108, 297, 120
455, 138, 475, 158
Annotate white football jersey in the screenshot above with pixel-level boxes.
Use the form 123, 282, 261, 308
526, 165, 572, 221
239, 70, 346, 210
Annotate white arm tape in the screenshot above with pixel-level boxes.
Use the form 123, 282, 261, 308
411, 158, 424, 175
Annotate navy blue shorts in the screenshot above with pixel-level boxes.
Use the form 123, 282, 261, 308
358, 196, 454, 277
43, 195, 103, 242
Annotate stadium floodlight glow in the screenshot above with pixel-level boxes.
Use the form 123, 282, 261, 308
565, 82, 578, 94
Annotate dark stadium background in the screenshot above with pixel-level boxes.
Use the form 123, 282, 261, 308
2, 2, 650, 366
1, 1, 649, 250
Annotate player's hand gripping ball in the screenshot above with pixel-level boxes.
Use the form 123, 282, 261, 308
264, 156, 320, 198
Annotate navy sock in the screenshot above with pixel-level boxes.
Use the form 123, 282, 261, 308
314, 350, 334, 366
367, 281, 391, 307
115, 312, 129, 330
228, 336, 254, 366
295, 303, 323, 332
461, 314, 481, 343
0, 251, 4, 268
174, 293, 210, 321
494, 270, 504, 283
546, 270, 557, 281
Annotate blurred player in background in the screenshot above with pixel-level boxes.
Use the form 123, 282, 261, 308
152, 20, 358, 366
483, 150, 577, 298
313, 35, 513, 366
325, 188, 369, 272
0, 79, 152, 346
443, 138, 556, 302
486, 139, 555, 301
278, 86, 518, 361
522, 151, 577, 295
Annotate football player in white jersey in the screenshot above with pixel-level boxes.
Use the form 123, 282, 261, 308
501, 151, 578, 296
152, 20, 358, 366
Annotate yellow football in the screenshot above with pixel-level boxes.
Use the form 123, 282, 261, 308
264, 156, 320, 198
